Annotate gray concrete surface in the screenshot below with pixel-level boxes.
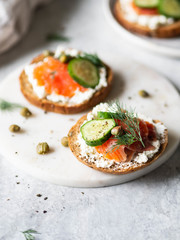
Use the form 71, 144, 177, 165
0, 0, 179, 239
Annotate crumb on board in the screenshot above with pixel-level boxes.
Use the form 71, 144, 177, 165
36, 194, 42, 197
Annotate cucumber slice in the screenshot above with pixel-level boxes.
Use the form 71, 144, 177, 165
97, 111, 113, 119
68, 58, 99, 88
80, 119, 116, 146
159, 0, 180, 18
135, 0, 159, 8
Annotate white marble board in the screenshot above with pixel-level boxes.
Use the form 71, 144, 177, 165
0, 56, 179, 187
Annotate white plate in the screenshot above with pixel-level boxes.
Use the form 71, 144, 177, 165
0, 57, 179, 188
103, 0, 180, 58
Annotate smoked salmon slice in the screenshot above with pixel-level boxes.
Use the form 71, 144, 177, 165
95, 138, 127, 162
95, 119, 157, 162
33, 57, 87, 97
131, 2, 159, 15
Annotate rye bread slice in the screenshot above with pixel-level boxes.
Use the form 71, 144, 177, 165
19, 54, 113, 114
68, 114, 168, 174
114, 0, 180, 38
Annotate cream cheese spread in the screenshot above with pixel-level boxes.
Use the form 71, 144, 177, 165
24, 46, 107, 106
120, 0, 174, 30
77, 103, 167, 169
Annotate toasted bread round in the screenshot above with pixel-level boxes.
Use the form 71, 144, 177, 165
19, 54, 113, 114
114, 0, 180, 38
68, 114, 168, 174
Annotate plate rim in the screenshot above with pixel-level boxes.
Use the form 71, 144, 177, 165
103, 0, 180, 58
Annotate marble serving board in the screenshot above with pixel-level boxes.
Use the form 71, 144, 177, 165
0, 57, 179, 187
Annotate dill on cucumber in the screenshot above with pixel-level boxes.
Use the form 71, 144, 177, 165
97, 101, 145, 148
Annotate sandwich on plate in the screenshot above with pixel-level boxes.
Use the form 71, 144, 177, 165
19, 46, 113, 114
114, 0, 180, 38
68, 102, 168, 174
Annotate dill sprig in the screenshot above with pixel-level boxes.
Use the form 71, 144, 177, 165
0, 98, 23, 111
113, 133, 137, 146
46, 33, 70, 42
21, 229, 39, 240
107, 101, 145, 148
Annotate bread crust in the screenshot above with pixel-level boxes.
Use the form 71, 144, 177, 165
19, 54, 113, 114
68, 114, 168, 174
114, 0, 180, 38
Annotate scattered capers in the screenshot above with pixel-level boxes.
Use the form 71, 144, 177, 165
111, 126, 123, 136
138, 90, 150, 98
61, 136, 69, 147
9, 124, 21, 132
36, 142, 49, 154
20, 107, 32, 118
59, 54, 68, 63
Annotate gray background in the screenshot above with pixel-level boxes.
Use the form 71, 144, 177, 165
0, 0, 180, 239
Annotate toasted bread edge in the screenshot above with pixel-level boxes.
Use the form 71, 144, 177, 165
19, 54, 113, 114
68, 114, 168, 175
114, 0, 180, 38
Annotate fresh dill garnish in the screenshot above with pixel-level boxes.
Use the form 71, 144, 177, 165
104, 101, 145, 148
113, 133, 137, 146
21, 229, 39, 240
46, 33, 70, 42
0, 98, 23, 111
78, 53, 104, 67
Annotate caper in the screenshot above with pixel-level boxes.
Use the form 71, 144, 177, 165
43, 50, 50, 57
61, 136, 69, 147
20, 107, 32, 118
9, 124, 21, 132
43, 50, 54, 57
111, 126, 123, 136
36, 142, 49, 154
138, 90, 150, 98
59, 54, 68, 63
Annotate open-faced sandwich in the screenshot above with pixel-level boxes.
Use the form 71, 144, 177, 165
68, 102, 168, 174
19, 46, 113, 114
114, 0, 180, 38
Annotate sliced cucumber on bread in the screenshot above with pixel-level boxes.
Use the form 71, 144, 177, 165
135, 0, 159, 8
159, 0, 180, 18
68, 58, 99, 89
133, 0, 180, 18
97, 111, 113, 119
80, 119, 116, 146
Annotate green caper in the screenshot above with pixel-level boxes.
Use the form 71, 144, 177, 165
20, 107, 32, 118
9, 124, 21, 132
61, 136, 69, 147
111, 126, 123, 136
36, 142, 49, 154
43, 50, 54, 57
59, 54, 68, 63
138, 90, 150, 98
